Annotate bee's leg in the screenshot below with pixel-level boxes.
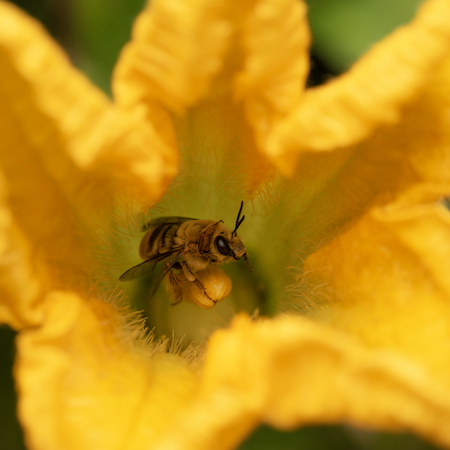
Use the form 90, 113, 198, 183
193, 279, 215, 303
166, 269, 183, 306
181, 261, 196, 282
181, 261, 215, 302
243, 253, 253, 272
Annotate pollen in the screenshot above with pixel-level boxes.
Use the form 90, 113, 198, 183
184, 266, 232, 309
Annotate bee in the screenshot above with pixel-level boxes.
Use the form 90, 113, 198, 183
119, 202, 252, 307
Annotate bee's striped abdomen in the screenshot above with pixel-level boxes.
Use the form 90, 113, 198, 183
139, 223, 182, 259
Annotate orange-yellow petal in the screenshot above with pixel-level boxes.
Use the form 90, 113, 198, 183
267, 0, 450, 173
113, 0, 233, 113
0, 1, 176, 207
16, 290, 450, 450
156, 314, 450, 450
15, 291, 198, 450
8, 2, 450, 450
114, 0, 311, 193
0, 172, 43, 329
256, 58, 450, 274
235, 0, 310, 153
303, 185, 450, 390
0, 1, 179, 312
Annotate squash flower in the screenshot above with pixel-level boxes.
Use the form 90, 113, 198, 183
2, 0, 450, 449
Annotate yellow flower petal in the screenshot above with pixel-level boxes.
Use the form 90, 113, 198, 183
156, 314, 450, 449
114, 0, 233, 113
303, 186, 450, 390
16, 292, 450, 450
0, 171, 43, 329
0, 1, 179, 325
258, 58, 450, 270
267, 0, 450, 173
235, 0, 310, 153
0, 1, 176, 205
16, 291, 198, 450
114, 0, 311, 193
5, 1, 450, 449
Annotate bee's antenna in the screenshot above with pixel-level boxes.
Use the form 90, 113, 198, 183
232, 201, 245, 236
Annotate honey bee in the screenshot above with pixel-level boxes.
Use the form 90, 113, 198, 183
120, 202, 252, 307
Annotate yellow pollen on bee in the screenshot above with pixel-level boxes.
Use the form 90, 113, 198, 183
184, 266, 232, 309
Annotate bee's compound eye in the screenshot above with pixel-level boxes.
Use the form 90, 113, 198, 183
215, 236, 231, 256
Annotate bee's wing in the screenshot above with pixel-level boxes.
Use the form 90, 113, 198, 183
149, 251, 184, 300
141, 216, 197, 232
119, 252, 174, 282
119, 259, 158, 282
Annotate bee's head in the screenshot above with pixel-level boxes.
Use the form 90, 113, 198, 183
211, 202, 252, 271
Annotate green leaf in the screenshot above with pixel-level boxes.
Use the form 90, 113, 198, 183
305, 0, 424, 73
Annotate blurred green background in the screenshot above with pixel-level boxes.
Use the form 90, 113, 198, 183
2, 0, 442, 449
